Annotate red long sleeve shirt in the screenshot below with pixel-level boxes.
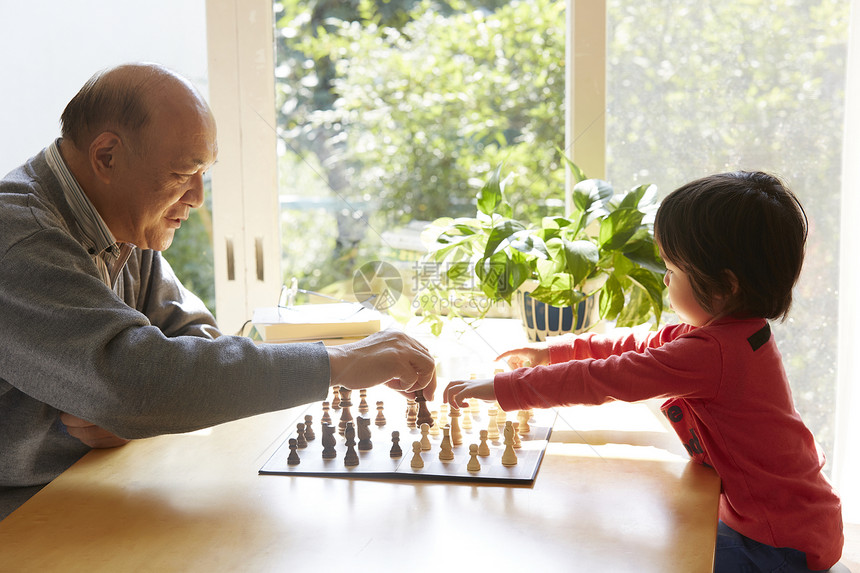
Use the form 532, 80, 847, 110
494, 317, 843, 569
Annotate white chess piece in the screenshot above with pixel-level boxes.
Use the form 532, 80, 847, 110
467, 444, 481, 472
501, 421, 518, 466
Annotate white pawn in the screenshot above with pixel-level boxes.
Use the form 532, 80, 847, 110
517, 410, 531, 434
495, 404, 507, 429
512, 421, 522, 449
438, 403, 449, 429
467, 444, 481, 472
487, 412, 500, 442
468, 398, 480, 418
462, 408, 473, 431
439, 425, 454, 461
501, 421, 518, 467
477, 429, 490, 457
410, 441, 424, 469
429, 411, 441, 437
420, 423, 431, 451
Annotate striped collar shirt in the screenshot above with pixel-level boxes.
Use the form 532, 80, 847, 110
45, 139, 134, 289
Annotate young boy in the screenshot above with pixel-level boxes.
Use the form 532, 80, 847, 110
444, 171, 843, 571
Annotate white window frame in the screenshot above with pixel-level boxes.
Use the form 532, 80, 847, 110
206, 0, 860, 520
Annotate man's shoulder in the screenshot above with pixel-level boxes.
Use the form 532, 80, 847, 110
0, 151, 72, 254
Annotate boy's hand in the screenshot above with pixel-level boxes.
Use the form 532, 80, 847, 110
443, 377, 495, 409
496, 345, 551, 369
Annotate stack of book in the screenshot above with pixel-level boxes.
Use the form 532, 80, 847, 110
249, 303, 381, 345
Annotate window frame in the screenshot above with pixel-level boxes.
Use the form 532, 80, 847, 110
206, 0, 860, 520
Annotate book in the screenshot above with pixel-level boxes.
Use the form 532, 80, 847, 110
251, 303, 381, 342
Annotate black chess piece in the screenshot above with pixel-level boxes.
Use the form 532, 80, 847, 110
287, 438, 301, 466
321, 423, 337, 459
389, 430, 403, 458
343, 422, 359, 467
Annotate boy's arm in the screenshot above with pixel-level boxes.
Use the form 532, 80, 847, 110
494, 328, 721, 411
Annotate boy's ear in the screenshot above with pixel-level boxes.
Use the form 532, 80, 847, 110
89, 131, 122, 184
723, 269, 740, 295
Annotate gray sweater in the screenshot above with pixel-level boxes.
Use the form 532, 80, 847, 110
0, 149, 331, 519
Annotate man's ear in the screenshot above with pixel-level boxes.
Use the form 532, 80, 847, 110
89, 132, 122, 184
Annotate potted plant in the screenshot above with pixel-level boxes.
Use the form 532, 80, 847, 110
415, 155, 667, 339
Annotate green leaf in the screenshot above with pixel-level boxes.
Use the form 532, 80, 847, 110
617, 288, 651, 327
556, 147, 588, 183
573, 179, 613, 214
598, 273, 625, 320
476, 164, 512, 218
623, 234, 666, 273
482, 220, 527, 259
628, 267, 666, 325
560, 239, 599, 287
598, 208, 644, 250
507, 230, 550, 259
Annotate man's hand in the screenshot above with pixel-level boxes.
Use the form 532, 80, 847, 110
59, 413, 130, 449
326, 330, 437, 401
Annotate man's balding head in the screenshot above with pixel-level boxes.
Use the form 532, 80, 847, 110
60, 63, 209, 153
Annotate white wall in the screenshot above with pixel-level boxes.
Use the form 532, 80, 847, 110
0, 0, 208, 177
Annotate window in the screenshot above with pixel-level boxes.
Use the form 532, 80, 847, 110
206, 0, 859, 519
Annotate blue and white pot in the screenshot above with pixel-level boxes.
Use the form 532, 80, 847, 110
514, 284, 600, 342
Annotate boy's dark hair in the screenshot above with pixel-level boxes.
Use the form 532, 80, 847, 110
654, 171, 808, 321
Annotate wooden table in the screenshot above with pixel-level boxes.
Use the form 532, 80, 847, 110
0, 398, 719, 572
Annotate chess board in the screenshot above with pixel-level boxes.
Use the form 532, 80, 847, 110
260, 386, 555, 484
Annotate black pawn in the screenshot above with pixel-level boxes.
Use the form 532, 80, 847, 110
390, 430, 403, 458
344, 422, 359, 467
303, 414, 315, 441
287, 438, 301, 466
375, 400, 386, 427
296, 422, 308, 448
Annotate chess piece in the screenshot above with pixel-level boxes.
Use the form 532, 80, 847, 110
477, 429, 490, 457
321, 423, 337, 459
357, 416, 373, 451
358, 388, 369, 414
410, 441, 424, 469
501, 421, 518, 466
495, 404, 506, 429
406, 398, 417, 429
462, 408, 472, 431
429, 411, 441, 436
487, 412, 500, 442
466, 444, 481, 472
438, 403, 449, 429
331, 386, 341, 410
390, 430, 403, 458
303, 414, 315, 441
439, 425, 454, 461
287, 438, 301, 465
339, 386, 353, 407
449, 408, 462, 446
375, 401, 386, 427
344, 422, 359, 467
512, 421, 522, 449
339, 398, 353, 436
415, 394, 434, 427
468, 398, 480, 418
517, 410, 531, 434
296, 423, 308, 449
321, 401, 332, 426
420, 423, 431, 451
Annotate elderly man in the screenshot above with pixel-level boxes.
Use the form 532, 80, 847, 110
0, 63, 435, 519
